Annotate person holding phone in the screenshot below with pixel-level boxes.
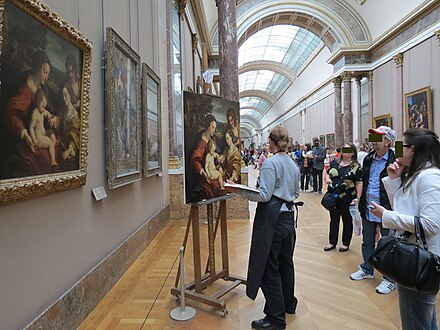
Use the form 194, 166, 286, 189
350, 126, 397, 294
369, 128, 440, 329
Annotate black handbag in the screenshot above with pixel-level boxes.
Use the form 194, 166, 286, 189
369, 216, 440, 295
320, 191, 337, 211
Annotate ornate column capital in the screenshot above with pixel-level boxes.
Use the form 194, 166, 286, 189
368, 71, 374, 81
177, 0, 187, 17
332, 77, 342, 87
393, 53, 404, 67
436, 30, 440, 46
192, 33, 199, 51
354, 75, 361, 87
340, 71, 353, 81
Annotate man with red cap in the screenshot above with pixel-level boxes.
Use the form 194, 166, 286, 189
350, 126, 397, 294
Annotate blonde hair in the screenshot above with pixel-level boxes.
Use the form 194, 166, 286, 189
269, 126, 289, 150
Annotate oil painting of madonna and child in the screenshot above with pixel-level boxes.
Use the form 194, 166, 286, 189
0, 0, 91, 187
183, 91, 241, 204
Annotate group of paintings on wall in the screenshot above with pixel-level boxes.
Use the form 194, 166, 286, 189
371, 86, 433, 131
183, 91, 241, 204
105, 27, 162, 189
0, 0, 92, 205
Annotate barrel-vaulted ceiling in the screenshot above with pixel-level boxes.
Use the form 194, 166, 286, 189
195, 0, 430, 136
208, 0, 371, 136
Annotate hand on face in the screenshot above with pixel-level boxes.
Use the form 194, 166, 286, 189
387, 161, 403, 180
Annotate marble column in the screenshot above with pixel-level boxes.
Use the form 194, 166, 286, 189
368, 71, 374, 129
354, 76, 361, 145
342, 72, 353, 143
333, 77, 343, 148
216, 0, 239, 102
393, 53, 404, 137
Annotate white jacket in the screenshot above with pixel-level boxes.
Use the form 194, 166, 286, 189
382, 168, 440, 256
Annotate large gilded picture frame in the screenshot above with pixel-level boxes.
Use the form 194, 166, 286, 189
105, 27, 142, 189
142, 63, 162, 177
405, 86, 433, 130
0, 0, 92, 205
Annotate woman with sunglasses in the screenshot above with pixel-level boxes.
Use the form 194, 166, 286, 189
370, 128, 440, 329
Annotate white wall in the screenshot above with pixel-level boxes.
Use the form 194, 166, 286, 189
0, 1, 170, 329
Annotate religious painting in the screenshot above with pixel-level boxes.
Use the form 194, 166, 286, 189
0, 0, 92, 205
183, 91, 240, 204
142, 63, 161, 177
105, 27, 142, 189
319, 135, 325, 147
326, 133, 335, 149
405, 86, 432, 129
373, 114, 392, 129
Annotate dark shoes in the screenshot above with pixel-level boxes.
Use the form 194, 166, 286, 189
338, 246, 349, 252
251, 319, 286, 330
323, 244, 336, 251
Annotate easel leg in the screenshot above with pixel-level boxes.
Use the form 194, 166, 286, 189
220, 200, 229, 278
192, 204, 202, 293
207, 204, 216, 277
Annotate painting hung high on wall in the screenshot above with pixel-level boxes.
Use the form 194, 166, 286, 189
326, 133, 335, 149
319, 135, 325, 147
373, 114, 392, 129
405, 86, 433, 129
0, 0, 92, 205
183, 91, 240, 204
105, 27, 142, 189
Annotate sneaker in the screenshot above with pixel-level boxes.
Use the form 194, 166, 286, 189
376, 278, 396, 294
350, 268, 375, 281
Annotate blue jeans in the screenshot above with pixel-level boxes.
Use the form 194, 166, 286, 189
398, 285, 438, 330
261, 212, 297, 327
360, 218, 390, 275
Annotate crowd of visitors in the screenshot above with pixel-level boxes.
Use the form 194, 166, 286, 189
235, 125, 440, 330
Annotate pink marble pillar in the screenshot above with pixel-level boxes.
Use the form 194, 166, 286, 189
393, 53, 404, 137
342, 72, 353, 144
368, 71, 374, 128
217, 0, 239, 102
333, 77, 343, 148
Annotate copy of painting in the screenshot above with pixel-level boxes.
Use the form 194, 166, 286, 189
184, 91, 240, 204
373, 114, 392, 129
105, 27, 142, 189
405, 86, 432, 129
0, 0, 92, 205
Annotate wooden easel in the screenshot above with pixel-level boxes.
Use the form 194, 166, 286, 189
170, 194, 247, 316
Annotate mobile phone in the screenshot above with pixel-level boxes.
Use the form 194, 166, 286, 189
367, 205, 376, 210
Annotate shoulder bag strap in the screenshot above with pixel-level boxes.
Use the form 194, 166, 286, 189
414, 216, 429, 249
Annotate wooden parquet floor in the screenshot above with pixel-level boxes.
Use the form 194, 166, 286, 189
79, 167, 440, 329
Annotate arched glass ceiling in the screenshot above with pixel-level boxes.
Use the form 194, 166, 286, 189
238, 25, 321, 72
239, 70, 290, 98
240, 96, 271, 113
241, 108, 263, 120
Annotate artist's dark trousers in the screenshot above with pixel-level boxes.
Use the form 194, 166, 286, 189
261, 212, 297, 328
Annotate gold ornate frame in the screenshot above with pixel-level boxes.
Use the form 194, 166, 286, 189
372, 113, 392, 129
142, 63, 162, 177
405, 86, 432, 130
0, 0, 92, 205
105, 27, 142, 189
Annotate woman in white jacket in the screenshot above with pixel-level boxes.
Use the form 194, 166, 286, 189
370, 128, 440, 330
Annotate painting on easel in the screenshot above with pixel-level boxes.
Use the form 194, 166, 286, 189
183, 91, 240, 204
